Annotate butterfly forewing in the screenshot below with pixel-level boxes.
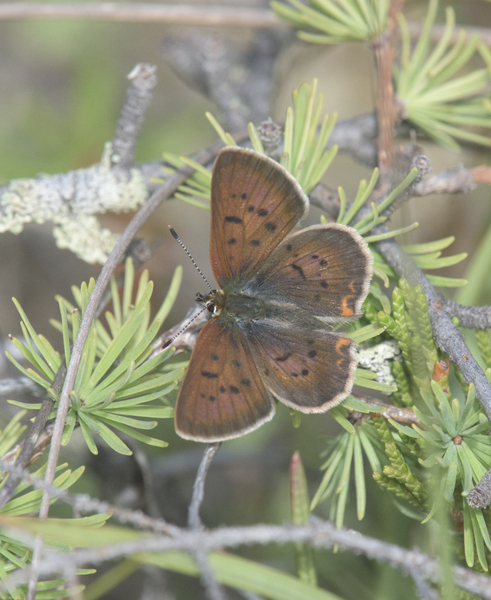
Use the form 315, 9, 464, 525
244, 322, 356, 412
174, 317, 275, 442
210, 147, 308, 287
252, 224, 372, 319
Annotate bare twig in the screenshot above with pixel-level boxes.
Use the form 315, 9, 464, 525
328, 113, 378, 167
111, 64, 157, 171
1, 458, 490, 598
413, 166, 477, 196
0, 4, 285, 27
161, 28, 293, 131
467, 467, 491, 509
188, 443, 226, 600
409, 569, 441, 600
189, 443, 221, 530
370, 0, 405, 180
437, 298, 491, 330
2, 3, 491, 50
376, 237, 491, 422
6, 519, 491, 600
193, 551, 229, 600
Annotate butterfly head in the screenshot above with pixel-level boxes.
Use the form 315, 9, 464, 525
196, 289, 226, 316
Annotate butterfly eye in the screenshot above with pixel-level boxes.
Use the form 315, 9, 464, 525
207, 304, 215, 313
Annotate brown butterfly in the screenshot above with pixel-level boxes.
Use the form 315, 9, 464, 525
174, 147, 373, 442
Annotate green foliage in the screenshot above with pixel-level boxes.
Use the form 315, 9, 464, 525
370, 233, 468, 290
6, 258, 182, 455
0, 458, 102, 600
395, 0, 491, 150
313, 279, 491, 570
280, 79, 338, 193
4, 3, 491, 594
166, 79, 339, 203
271, 0, 389, 44
274, 0, 491, 152
290, 452, 317, 586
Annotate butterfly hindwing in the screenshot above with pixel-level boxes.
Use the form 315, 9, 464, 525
174, 317, 275, 442
243, 320, 356, 412
210, 147, 309, 287
252, 224, 372, 320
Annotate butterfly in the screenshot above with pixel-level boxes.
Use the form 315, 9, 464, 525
174, 147, 373, 442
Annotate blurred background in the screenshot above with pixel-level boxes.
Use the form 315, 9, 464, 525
0, 0, 490, 598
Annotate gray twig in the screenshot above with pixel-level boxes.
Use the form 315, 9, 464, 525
0, 4, 286, 28
438, 298, 491, 330
409, 569, 441, 600
377, 237, 491, 422
467, 466, 491, 509
111, 64, 157, 171
188, 443, 221, 530
6, 518, 491, 600
161, 28, 293, 131
1, 458, 489, 599
188, 443, 225, 600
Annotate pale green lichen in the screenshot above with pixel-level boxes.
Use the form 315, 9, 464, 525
53, 216, 120, 265
0, 143, 148, 264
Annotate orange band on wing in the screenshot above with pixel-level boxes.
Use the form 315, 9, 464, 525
335, 337, 352, 367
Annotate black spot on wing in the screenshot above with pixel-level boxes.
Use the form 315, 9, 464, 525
230, 385, 240, 394
308, 350, 317, 358
241, 192, 247, 200
291, 264, 306, 279
225, 216, 243, 224
265, 222, 277, 232
250, 240, 261, 246
201, 371, 219, 378
302, 369, 309, 376
211, 353, 219, 360
248, 205, 254, 212
232, 360, 241, 367
257, 209, 268, 217
228, 238, 237, 245
320, 281, 328, 289
275, 352, 292, 362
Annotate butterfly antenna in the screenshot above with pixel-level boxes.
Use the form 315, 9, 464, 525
168, 226, 212, 292
163, 306, 208, 349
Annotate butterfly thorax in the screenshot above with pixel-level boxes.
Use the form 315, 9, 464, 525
197, 288, 268, 322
